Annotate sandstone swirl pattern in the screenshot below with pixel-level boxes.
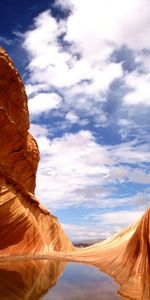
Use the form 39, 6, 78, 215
0, 48, 150, 300
0, 48, 74, 255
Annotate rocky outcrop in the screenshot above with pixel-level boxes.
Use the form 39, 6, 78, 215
0, 48, 74, 256
56, 209, 150, 299
95, 208, 150, 300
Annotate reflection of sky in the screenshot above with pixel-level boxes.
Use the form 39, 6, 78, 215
43, 263, 121, 300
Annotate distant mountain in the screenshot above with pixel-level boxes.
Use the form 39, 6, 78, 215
73, 239, 104, 247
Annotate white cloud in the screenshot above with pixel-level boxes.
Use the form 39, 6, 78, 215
129, 169, 150, 185
33, 129, 150, 212
23, 11, 59, 57
35, 130, 113, 209
29, 124, 150, 238
124, 72, 150, 106
109, 166, 150, 185
109, 140, 150, 164
99, 210, 143, 226
118, 119, 131, 127
28, 92, 62, 115
30, 124, 49, 138
117, 118, 138, 140
21, 0, 150, 125
62, 223, 116, 241
68, 62, 123, 97
25, 83, 48, 97
22, 8, 123, 124
65, 111, 79, 123
65, 0, 150, 57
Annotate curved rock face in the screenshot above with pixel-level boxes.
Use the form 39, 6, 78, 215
0, 48, 37, 193
59, 210, 150, 299
94, 209, 150, 300
0, 48, 74, 256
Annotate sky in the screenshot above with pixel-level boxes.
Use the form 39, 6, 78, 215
1, 0, 150, 241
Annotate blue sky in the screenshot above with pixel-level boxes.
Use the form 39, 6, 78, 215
1, 0, 150, 241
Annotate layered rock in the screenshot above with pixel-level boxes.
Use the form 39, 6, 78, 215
0, 48, 74, 256
95, 208, 150, 300
57, 209, 150, 299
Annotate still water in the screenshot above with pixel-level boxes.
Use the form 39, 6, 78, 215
0, 259, 122, 300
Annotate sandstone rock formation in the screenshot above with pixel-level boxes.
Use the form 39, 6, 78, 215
0, 47, 149, 300
0, 48, 74, 256
49, 211, 149, 299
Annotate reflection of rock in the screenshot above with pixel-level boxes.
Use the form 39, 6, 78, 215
0, 48, 74, 256
0, 259, 65, 300
48, 263, 120, 300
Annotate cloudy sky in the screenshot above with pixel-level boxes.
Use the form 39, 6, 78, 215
1, 0, 150, 241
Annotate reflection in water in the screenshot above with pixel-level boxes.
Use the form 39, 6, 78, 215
0, 259, 122, 300
0, 259, 65, 300
44, 263, 121, 300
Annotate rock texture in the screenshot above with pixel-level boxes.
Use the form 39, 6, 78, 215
0, 48, 74, 256
51, 208, 150, 299
0, 47, 150, 300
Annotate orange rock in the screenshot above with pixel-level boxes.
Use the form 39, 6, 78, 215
0, 48, 74, 256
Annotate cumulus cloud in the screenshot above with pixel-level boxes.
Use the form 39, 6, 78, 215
65, 111, 79, 123
35, 130, 112, 209
65, 0, 150, 53
21, 0, 150, 128
124, 72, 150, 106
21, 8, 124, 126
30, 123, 49, 138
23, 12, 123, 93
32, 129, 150, 212
28, 92, 62, 115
